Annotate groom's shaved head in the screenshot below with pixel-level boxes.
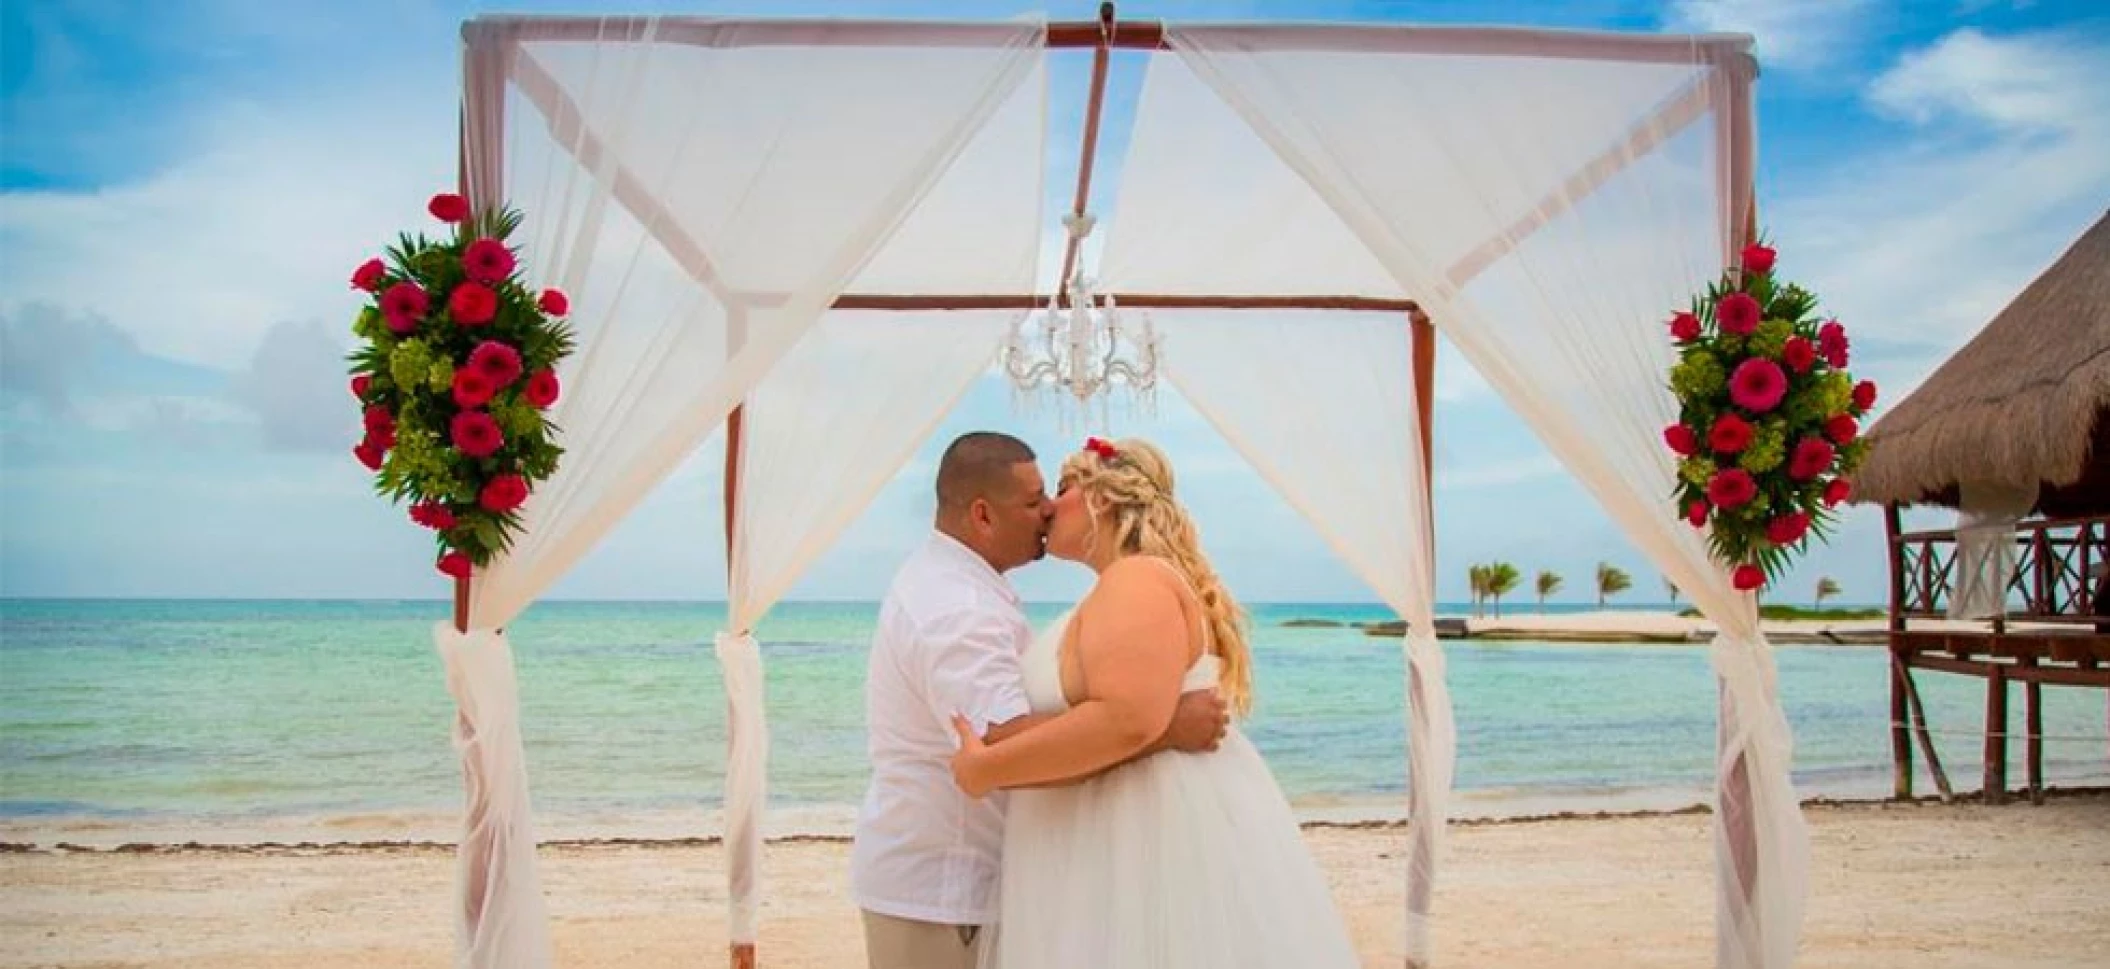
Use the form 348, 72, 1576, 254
936, 432, 1037, 509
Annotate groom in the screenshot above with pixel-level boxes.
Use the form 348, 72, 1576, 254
850, 431, 1229, 969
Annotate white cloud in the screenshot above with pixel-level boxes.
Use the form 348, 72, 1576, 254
1664, 0, 1875, 70
0, 77, 456, 370
1769, 27, 2110, 365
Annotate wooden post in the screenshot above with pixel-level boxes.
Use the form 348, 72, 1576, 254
1405, 308, 1436, 969
1885, 504, 1911, 799
1897, 657, 1953, 802
1984, 664, 2008, 805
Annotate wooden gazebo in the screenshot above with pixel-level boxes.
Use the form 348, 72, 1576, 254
1855, 209, 2110, 804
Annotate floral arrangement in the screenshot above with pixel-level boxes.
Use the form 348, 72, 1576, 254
1664, 240, 1877, 592
347, 192, 575, 579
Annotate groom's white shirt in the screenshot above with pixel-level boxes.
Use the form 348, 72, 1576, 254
851, 530, 1034, 926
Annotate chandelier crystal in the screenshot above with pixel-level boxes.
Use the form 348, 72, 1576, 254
1001, 213, 1161, 428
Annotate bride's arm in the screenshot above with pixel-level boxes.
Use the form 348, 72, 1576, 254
950, 559, 1190, 796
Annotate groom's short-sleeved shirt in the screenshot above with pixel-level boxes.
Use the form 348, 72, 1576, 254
851, 530, 1033, 926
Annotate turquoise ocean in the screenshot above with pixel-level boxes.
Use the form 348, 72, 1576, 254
3, 599, 2105, 843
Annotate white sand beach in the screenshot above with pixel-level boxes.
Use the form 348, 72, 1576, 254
5, 793, 2106, 969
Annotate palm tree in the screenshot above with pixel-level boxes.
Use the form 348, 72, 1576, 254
1664, 576, 1680, 606
1468, 564, 1489, 618
1535, 570, 1563, 612
1485, 562, 1521, 618
1814, 576, 1842, 610
1596, 562, 1632, 607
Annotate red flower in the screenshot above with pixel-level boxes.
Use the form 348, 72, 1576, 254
362, 405, 394, 435
350, 374, 371, 399
449, 282, 498, 326
353, 440, 385, 471
462, 239, 516, 283
1709, 414, 1754, 454
1686, 499, 1709, 528
351, 258, 386, 292
1729, 358, 1788, 413
1669, 311, 1701, 342
381, 283, 429, 333
523, 369, 560, 408
1782, 336, 1816, 373
1852, 380, 1878, 413
1789, 437, 1836, 481
1707, 468, 1758, 509
469, 340, 523, 387
453, 368, 496, 408
480, 473, 530, 514
1823, 477, 1854, 507
411, 501, 457, 530
1664, 423, 1699, 456
1818, 320, 1849, 368
1084, 437, 1119, 459
1716, 292, 1761, 335
364, 425, 395, 451
437, 552, 473, 580
452, 410, 504, 458
1732, 564, 1766, 591
1825, 414, 1859, 444
429, 193, 470, 223
1740, 243, 1776, 276
1765, 512, 1811, 546
538, 289, 569, 316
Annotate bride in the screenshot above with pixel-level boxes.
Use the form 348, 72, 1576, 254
948, 437, 1359, 968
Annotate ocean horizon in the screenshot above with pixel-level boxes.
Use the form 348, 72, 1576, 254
4, 597, 2103, 845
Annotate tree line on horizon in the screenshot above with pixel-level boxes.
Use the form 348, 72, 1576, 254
1464, 563, 1843, 618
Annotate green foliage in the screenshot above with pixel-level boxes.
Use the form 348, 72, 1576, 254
346, 202, 576, 570
1664, 237, 1871, 589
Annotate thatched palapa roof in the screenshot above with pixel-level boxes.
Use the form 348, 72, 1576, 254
1854, 209, 2110, 514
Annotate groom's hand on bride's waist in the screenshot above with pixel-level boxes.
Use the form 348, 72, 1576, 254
1159, 688, 1230, 753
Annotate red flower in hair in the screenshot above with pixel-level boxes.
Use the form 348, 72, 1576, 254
1084, 437, 1119, 460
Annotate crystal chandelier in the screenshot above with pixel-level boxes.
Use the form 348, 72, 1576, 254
1002, 213, 1161, 427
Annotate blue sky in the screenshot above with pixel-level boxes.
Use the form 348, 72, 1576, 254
3, 0, 2106, 606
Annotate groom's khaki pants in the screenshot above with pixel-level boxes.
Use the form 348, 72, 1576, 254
862, 910, 987, 969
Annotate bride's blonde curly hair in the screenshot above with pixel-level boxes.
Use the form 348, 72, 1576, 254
1061, 437, 1254, 717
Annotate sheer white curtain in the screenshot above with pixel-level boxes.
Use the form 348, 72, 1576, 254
1147, 311, 1446, 962
715, 310, 1017, 943
436, 17, 1044, 968
1168, 25, 1802, 969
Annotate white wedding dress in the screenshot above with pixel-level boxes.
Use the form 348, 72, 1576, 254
982, 593, 1360, 968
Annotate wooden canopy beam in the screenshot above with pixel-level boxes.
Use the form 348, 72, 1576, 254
825, 292, 1424, 314
466, 15, 1752, 67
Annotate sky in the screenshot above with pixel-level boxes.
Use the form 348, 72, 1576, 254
2, 0, 2106, 607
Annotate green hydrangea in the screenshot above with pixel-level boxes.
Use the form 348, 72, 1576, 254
1679, 456, 1718, 488
427, 359, 455, 393
390, 339, 435, 390
493, 397, 542, 438
1738, 420, 1787, 473
352, 307, 384, 341
1749, 319, 1793, 360
1671, 351, 1726, 402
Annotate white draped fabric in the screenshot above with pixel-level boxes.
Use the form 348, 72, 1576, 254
437, 17, 1045, 967
1154, 25, 1799, 969
1148, 312, 1447, 961
715, 310, 1020, 942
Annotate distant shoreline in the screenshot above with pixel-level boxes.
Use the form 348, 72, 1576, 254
1282, 608, 1910, 644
